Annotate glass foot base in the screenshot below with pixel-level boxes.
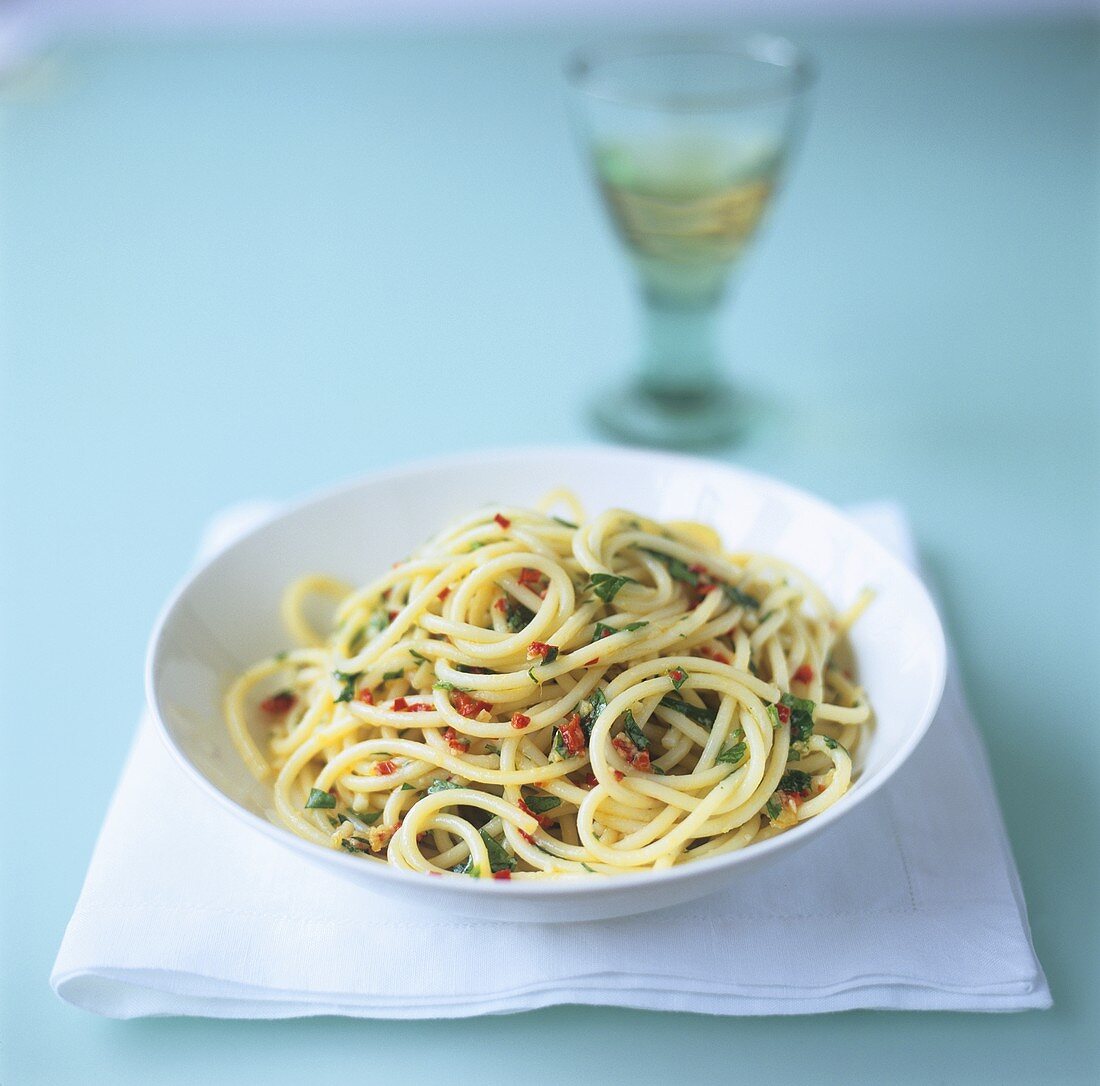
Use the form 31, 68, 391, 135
589, 379, 744, 449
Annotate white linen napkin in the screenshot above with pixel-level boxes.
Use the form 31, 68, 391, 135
50, 502, 1050, 1018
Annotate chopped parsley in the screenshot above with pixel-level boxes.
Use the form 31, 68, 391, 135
274, 650, 288, 662
480, 830, 517, 873
659, 696, 717, 729
552, 515, 578, 529
623, 710, 649, 751
764, 798, 782, 821
305, 788, 335, 809
638, 547, 699, 587
589, 572, 638, 603
505, 600, 534, 632
591, 620, 648, 643
721, 583, 760, 610
341, 808, 381, 827
382, 668, 404, 682
333, 670, 362, 703
577, 688, 606, 739
766, 704, 781, 729
716, 741, 747, 765
780, 693, 816, 742
778, 770, 812, 795
541, 645, 560, 665
409, 649, 428, 664
433, 680, 468, 692
427, 778, 463, 794
528, 667, 539, 684
521, 790, 561, 815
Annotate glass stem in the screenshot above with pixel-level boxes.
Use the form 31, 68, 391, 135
638, 291, 724, 397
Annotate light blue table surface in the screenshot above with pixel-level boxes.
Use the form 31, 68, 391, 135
1, 16, 1097, 1084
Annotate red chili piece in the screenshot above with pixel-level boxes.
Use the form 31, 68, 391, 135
612, 734, 653, 773
444, 726, 470, 753
793, 664, 813, 684
776, 702, 791, 724
494, 513, 511, 529
518, 798, 553, 828
437, 586, 451, 601
527, 641, 553, 660
558, 712, 586, 756
374, 760, 397, 776
453, 692, 492, 719
392, 696, 408, 711
260, 691, 296, 715
670, 668, 686, 686
356, 689, 375, 705
494, 597, 508, 613
518, 568, 541, 585
492, 869, 512, 880
510, 713, 531, 730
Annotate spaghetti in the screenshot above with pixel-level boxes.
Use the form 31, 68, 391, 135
225, 492, 873, 879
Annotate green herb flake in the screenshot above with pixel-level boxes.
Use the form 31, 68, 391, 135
529, 667, 540, 684
342, 808, 381, 827
469, 540, 487, 551
400, 782, 415, 790
577, 687, 606, 739
623, 710, 650, 752
427, 778, 463, 794
589, 572, 638, 604
778, 770, 812, 795
639, 547, 699, 587
274, 650, 288, 662
766, 704, 781, 729
480, 829, 517, 873
409, 649, 428, 664
522, 791, 562, 814
765, 798, 782, 821
581, 862, 596, 873
716, 741, 747, 765
721, 583, 760, 610
780, 693, 816, 743
333, 670, 363, 703
505, 600, 534, 632
552, 515, 578, 529
551, 729, 568, 760
823, 737, 839, 750
305, 788, 336, 809
382, 668, 405, 682
542, 645, 559, 665
659, 696, 717, 729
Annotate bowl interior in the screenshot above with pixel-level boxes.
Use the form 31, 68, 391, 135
149, 447, 945, 886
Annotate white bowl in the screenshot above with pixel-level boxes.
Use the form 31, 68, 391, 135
147, 446, 946, 922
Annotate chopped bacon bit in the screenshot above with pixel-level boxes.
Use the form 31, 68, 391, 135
444, 726, 471, 753
793, 664, 813, 684
492, 869, 512, 880
510, 713, 531, 730
518, 567, 541, 585
494, 513, 511, 529
374, 759, 398, 776
559, 712, 586, 756
356, 689, 375, 705
453, 692, 492, 719
776, 702, 791, 724
437, 586, 451, 601
494, 597, 508, 613
613, 770, 624, 781
527, 640, 553, 660
260, 691, 296, 715
518, 798, 553, 828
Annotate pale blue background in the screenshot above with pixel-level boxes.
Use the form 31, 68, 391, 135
1, 17, 1097, 1084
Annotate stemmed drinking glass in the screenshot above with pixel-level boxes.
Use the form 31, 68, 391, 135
566, 36, 813, 447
